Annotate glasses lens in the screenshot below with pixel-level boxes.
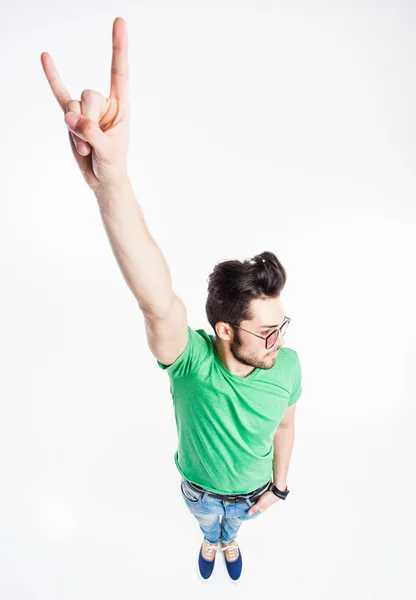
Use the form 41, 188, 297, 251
266, 320, 290, 349
280, 320, 289, 337
266, 330, 278, 349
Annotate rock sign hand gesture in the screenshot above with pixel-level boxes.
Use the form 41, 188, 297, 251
40, 17, 130, 192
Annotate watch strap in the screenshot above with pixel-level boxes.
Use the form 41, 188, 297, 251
268, 482, 290, 500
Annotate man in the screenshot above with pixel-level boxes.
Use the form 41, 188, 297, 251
41, 16, 302, 584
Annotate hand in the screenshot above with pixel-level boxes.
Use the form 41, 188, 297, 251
40, 17, 130, 192
248, 490, 280, 516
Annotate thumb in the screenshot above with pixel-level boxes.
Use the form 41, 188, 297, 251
64, 111, 109, 154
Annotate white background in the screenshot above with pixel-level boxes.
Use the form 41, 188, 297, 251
2, 1, 415, 598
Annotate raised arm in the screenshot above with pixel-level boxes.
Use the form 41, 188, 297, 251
94, 178, 175, 316
95, 179, 189, 365
41, 17, 189, 364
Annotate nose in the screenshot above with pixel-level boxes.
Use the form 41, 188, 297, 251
277, 331, 285, 347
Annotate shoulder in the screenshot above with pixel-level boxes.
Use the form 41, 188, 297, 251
156, 325, 212, 377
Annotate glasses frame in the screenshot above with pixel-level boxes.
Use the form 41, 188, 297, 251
229, 317, 291, 350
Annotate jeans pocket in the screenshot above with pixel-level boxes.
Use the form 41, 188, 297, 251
245, 495, 262, 516
181, 478, 202, 503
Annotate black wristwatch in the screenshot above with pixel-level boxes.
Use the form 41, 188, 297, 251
268, 482, 290, 500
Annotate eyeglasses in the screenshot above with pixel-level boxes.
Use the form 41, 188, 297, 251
229, 317, 291, 350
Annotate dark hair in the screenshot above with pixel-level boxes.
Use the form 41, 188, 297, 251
205, 250, 287, 334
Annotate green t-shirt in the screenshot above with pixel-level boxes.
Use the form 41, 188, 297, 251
157, 326, 302, 495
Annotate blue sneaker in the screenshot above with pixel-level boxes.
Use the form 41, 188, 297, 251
197, 539, 219, 581
220, 539, 242, 582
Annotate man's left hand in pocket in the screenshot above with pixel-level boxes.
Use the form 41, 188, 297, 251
248, 490, 280, 516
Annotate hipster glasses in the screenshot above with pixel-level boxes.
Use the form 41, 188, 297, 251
230, 317, 291, 350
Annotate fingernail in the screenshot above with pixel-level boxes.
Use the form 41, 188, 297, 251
76, 143, 87, 155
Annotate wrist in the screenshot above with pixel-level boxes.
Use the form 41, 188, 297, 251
273, 482, 287, 492
93, 176, 132, 198
269, 482, 290, 500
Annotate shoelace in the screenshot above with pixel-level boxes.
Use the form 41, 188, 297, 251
202, 541, 218, 560
220, 542, 239, 561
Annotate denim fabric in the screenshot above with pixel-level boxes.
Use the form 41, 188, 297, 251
180, 477, 271, 545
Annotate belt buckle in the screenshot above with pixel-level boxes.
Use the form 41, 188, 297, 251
223, 495, 237, 503
225, 495, 246, 504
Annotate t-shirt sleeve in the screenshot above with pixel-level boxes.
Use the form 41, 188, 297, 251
288, 350, 302, 406
156, 325, 210, 378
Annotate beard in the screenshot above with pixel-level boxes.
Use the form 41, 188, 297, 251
229, 330, 279, 371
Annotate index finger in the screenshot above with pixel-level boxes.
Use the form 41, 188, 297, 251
110, 17, 129, 104
40, 52, 72, 113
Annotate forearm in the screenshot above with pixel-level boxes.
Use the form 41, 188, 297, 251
94, 179, 174, 317
272, 426, 295, 490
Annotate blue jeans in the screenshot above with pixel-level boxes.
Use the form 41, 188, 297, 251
180, 476, 271, 545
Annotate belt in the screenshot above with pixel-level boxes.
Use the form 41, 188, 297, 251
185, 478, 272, 503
